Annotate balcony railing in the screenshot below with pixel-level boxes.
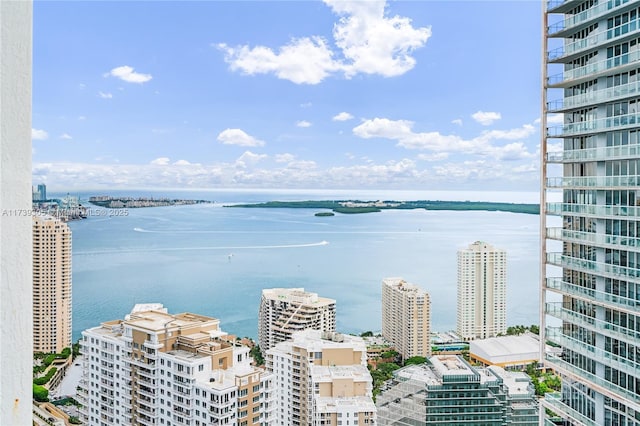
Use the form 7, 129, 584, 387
548, 0, 632, 35
546, 227, 640, 249
546, 202, 640, 218
546, 326, 640, 379
544, 354, 640, 410
548, 112, 640, 137
547, 174, 640, 188
548, 21, 640, 61
546, 277, 640, 314
547, 49, 640, 86
541, 393, 599, 426
545, 143, 640, 163
545, 305, 640, 347
546, 252, 640, 283
549, 81, 640, 113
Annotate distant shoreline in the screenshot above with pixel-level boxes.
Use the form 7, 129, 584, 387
225, 200, 540, 215
88, 196, 212, 209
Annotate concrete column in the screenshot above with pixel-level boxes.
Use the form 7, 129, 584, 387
0, 0, 33, 423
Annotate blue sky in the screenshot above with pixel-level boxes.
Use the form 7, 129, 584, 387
32, 0, 546, 191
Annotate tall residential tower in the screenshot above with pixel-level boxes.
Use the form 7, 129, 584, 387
381, 277, 431, 360
542, 1, 640, 424
457, 241, 507, 341
33, 215, 72, 353
258, 288, 336, 351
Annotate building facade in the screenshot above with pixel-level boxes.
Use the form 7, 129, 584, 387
33, 215, 72, 354
258, 288, 336, 351
376, 355, 538, 426
380, 277, 431, 360
78, 304, 275, 426
542, 1, 640, 425
456, 241, 507, 341
266, 330, 376, 426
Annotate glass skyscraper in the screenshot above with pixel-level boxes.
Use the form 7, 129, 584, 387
542, 1, 640, 425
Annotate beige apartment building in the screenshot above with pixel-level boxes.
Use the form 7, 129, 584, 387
266, 330, 376, 426
381, 277, 431, 360
258, 287, 336, 351
457, 241, 507, 341
79, 304, 275, 426
33, 215, 72, 354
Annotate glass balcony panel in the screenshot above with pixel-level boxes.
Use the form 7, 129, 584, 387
546, 252, 640, 284
545, 143, 640, 162
548, 20, 640, 61
546, 174, 640, 188
546, 277, 640, 313
545, 202, 640, 218
548, 0, 632, 35
544, 354, 640, 408
541, 393, 599, 426
548, 112, 640, 137
546, 226, 640, 250
547, 49, 640, 86
548, 80, 640, 112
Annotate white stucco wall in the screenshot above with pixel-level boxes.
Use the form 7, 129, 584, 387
0, 0, 33, 423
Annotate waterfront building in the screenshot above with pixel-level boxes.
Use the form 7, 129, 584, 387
542, 1, 640, 424
376, 355, 538, 426
257, 287, 336, 351
33, 215, 72, 354
468, 334, 562, 370
456, 241, 507, 341
78, 304, 275, 426
266, 329, 376, 426
380, 277, 431, 360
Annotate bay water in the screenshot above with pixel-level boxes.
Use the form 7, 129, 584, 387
63, 189, 541, 341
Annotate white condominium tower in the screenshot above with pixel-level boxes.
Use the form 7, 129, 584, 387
33, 215, 72, 354
457, 241, 507, 341
258, 288, 336, 351
542, 1, 640, 424
78, 304, 275, 426
266, 330, 376, 426
381, 277, 431, 360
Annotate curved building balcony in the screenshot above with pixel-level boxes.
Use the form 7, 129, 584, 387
545, 143, 640, 163
546, 277, 640, 316
546, 174, 640, 188
541, 393, 599, 426
548, 21, 640, 63
547, 0, 582, 14
546, 202, 640, 219
545, 305, 640, 349
548, 113, 640, 138
547, 50, 640, 88
548, 0, 635, 37
546, 252, 640, 283
544, 351, 640, 412
546, 227, 640, 251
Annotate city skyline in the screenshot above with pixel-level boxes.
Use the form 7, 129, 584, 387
32, 0, 544, 192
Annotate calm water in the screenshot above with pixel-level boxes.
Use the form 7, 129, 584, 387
63, 190, 541, 341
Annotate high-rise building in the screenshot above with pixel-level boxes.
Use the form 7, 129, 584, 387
37, 183, 46, 201
376, 355, 538, 426
380, 277, 431, 360
79, 304, 275, 426
266, 329, 376, 426
456, 241, 507, 341
33, 215, 72, 353
542, 2, 640, 424
258, 287, 336, 351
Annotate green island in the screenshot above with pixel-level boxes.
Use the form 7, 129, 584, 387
226, 200, 539, 215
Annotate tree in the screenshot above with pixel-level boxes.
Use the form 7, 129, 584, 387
33, 384, 49, 402
360, 331, 374, 337
403, 356, 427, 366
250, 345, 264, 366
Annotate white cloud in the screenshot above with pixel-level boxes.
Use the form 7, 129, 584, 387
59, 133, 73, 140
547, 114, 564, 124
32, 129, 48, 140
352, 117, 537, 159
105, 65, 152, 84
451, 118, 463, 126
275, 153, 296, 163
296, 120, 312, 128
78, 116, 86, 121
218, 0, 431, 84
98, 91, 113, 99
333, 112, 354, 121
300, 102, 312, 108
471, 111, 502, 126
236, 151, 268, 168
78, 83, 86, 90
150, 157, 170, 165
217, 128, 265, 147
173, 160, 192, 166
417, 153, 448, 162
